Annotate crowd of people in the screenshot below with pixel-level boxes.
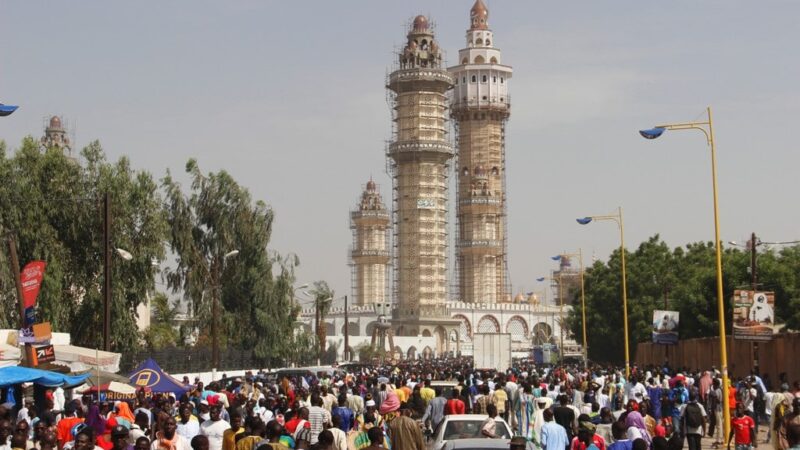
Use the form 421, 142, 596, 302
2, 358, 800, 450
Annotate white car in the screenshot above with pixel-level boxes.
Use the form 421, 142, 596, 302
429, 415, 513, 450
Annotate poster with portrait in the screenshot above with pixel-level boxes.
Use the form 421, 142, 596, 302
733, 290, 775, 341
652, 310, 679, 345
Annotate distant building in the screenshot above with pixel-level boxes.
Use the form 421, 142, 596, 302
41, 116, 72, 153
349, 180, 390, 308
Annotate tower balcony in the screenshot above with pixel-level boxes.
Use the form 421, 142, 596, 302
387, 140, 454, 162
350, 209, 390, 225
351, 248, 391, 263
388, 68, 454, 94
451, 95, 511, 117
459, 239, 503, 255
458, 196, 502, 214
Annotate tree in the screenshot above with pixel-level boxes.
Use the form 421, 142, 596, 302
308, 280, 334, 358
0, 138, 166, 355
569, 233, 800, 364
162, 159, 299, 365
142, 293, 179, 350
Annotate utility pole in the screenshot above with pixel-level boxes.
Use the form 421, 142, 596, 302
315, 299, 321, 366
343, 295, 349, 362
102, 191, 112, 351
558, 272, 564, 366
750, 231, 759, 377
7, 234, 30, 366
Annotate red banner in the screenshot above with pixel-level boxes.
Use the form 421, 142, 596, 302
21, 261, 46, 326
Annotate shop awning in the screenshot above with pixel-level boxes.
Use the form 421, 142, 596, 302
0, 365, 90, 388
53, 345, 121, 373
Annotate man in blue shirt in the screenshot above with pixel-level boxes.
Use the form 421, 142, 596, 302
540, 409, 569, 450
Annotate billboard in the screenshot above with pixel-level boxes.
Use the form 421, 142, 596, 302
733, 290, 775, 341
652, 310, 679, 345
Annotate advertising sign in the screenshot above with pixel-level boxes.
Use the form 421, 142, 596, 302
20, 261, 46, 326
27, 344, 55, 366
733, 290, 775, 341
18, 322, 52, 345
652, 310, 680, 345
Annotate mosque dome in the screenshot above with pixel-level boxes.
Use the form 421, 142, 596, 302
514, 293, 525, 303
470, 0, 489, 30
412, 15, 429, 31
366, 179, 376, 191
49, 116, 62, 129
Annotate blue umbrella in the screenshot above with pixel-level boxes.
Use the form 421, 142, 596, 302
0, 103, 19, 117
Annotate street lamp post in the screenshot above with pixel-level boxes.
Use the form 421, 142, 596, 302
211, 249, 239, 370
552, 250, 587, 368
576, 207, 628, 378
638, 106, 730, 436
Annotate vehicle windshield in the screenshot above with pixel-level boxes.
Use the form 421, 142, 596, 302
442, 420, 510, 440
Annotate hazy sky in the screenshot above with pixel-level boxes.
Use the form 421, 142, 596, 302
2, 1, 799, 305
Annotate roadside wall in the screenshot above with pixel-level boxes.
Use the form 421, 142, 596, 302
636, 333, 800, 382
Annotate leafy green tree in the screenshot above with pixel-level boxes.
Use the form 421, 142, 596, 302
162, 159, 299, 365
0, 138, 166, 354
142, 293, 179, 350
569, 233, 800, 364
308, 280, 334, 357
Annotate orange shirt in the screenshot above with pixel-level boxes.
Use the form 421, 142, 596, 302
57, 417, 84, 447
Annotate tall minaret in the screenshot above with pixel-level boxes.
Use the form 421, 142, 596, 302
449, 0, 512, 304
41, 116, 72, 154
350, 179, 390, 307
387, 16, 456, 337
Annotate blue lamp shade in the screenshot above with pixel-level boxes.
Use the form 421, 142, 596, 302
576, 217, 593, 225
536, 277, 546, 282
551, 255, 562, 261
0, 104, 19, 116
639, 127, 666, 139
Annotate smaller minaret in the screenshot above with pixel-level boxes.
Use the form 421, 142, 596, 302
350, 179, 390, 307
41, 116, 71, 153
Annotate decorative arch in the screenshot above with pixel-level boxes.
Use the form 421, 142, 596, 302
532, 322, 553, 345
490, 56, 498, 64
407, 346, 417, 360
422, 329, 432, 337
475, 38, 484, 46
449, 329, 458, 343
422, 346, 433, 360
453, 314, 472, 342
461, 57, 468, 64
434, 325, 447, 353
324, 322, 335, 337
506, 315, 529, 342
341, 322, 359, 336
477, 315, 500, 333
474, 55, 485, 64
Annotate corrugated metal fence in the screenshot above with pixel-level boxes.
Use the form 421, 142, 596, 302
636, 333, 800, 382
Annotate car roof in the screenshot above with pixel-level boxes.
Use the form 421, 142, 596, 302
444, 438, 517, 449
442, 414, 502, 421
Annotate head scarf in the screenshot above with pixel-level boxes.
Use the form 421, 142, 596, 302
625, 411, 651, 446
85, 404, 107, 437
379, 390, 400, 415
114, 402, 136, 423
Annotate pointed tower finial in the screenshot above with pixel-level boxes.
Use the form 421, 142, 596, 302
470, 0, 489, 30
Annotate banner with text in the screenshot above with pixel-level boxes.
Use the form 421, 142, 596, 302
20, 261, 46, 326
652, 310, 680, 345
733, 290, 775, 341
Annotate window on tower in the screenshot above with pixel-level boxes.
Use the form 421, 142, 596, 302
500, 77, 504, 83
471, 75, 477, 83
493, 76, 497, 83
482, 75, 487, 83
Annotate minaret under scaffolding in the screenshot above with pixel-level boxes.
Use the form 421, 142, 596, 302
41, 116, 72, 154
386, 15, 458, 342
449, 0, 512, 303
349, 179, 391, 307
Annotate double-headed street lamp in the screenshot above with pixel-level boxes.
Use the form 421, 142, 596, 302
552, 250, 587, 367
536, 274, 564, 365
0, 103, 19, 117
576, 207, 629, 378
639, 106, 730, 436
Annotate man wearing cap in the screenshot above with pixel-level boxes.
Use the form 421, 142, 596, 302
110, 426, 132, 450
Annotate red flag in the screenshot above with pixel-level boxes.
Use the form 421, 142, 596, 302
21, 261, 46, 326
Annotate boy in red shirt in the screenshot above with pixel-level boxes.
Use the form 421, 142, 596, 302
728, 404, 754, 450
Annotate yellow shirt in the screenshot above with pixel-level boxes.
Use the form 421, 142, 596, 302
420, 387, 436, 404
491, 389, 508, 413
395, 387, 408, 403
222, 428, 245, 450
